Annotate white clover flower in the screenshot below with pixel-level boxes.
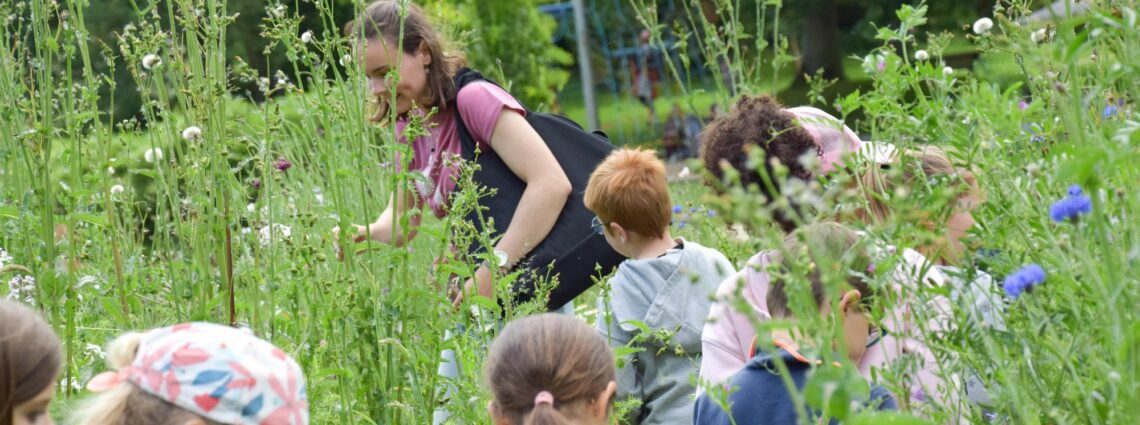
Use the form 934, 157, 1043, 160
943, 66, 954, 76
914, 50, 929, 61
1031, 28, 1048, 44
973, 17, 994, 35
182, 125, 202, 142
110, 184, 125, 194
300, 30, 313, 44
144, 147, 163, 163
107, 166, 115, 175
141, 54, 162, 70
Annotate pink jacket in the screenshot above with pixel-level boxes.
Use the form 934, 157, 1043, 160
699, 248, 1000, 414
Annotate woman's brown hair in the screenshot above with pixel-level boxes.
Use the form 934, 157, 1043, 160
1, 300, 61, 425
699, 95, 820, 232
485, 314, 615, 425
344, 0, 468, 123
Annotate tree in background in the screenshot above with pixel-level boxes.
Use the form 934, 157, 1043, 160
442, 0, 573, 110
41, 0, 570, 126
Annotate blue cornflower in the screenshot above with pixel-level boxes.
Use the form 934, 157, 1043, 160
1067, 184, 1083, 196
672, 205, 683, 214
1003, 264, 1046, 299
690, 207, 699, 213
1049, 184, 1092, 222
706, 209, 716, 218
1103, 105, 1118, 118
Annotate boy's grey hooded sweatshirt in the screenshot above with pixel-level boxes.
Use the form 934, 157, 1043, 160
595, 239, 734, 425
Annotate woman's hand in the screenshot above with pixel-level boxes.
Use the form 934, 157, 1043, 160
331, 224, 370, 260
449, 265, 494, 308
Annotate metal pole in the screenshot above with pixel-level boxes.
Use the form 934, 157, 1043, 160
572, 0, 599, 131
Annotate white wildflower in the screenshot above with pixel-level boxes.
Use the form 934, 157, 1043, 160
141, 54, 161, 70
84, 343, 106, 359
972, 17, 994, 35
943, 66, 954, 76
247, 203, 257, 214
7, 275, 36, 305
144, 147, 163, 163
0, 248, 11, 268
914, 50, 929, 61
107, 166, 115, 175
110, 184, 125, 194
258, 223, 292, 247
182, 125, 202, 142
1031, 28, 1048, 44
268, 4, 286, 18
339, 54, 352, 67
677, 166, 691, 179
300, 30, 313, 44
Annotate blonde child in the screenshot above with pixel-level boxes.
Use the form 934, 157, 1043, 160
75, 322, 308, 425
484, 314, 617, 425
694, 222, 897, 424
1, 300, 62, 425
583, 148, 734, 424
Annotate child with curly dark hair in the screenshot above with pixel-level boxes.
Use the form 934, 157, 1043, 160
699, 95, 861, 232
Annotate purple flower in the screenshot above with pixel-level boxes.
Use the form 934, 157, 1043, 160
252, 178, 262, 190
706, 209, 716, 218
689, 207, 699, 213
1103, 105, 1118, 118
274, 157, 292, 172
1049, 184, 1092, 222
1003, 264, 1046, 299
866, 263, 876, 274
672, 205, 683, 214
876, 60, 886, 72
1018, 100, 1029, 111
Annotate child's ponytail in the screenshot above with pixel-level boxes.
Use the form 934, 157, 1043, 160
486, 314, 616, 424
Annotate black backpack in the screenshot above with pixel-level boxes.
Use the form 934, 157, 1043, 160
451, 68, 623, 311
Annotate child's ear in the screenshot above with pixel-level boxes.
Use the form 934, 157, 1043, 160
838, 289, 862, 314
590, 381, 618, 420
609, 222, 629, 243
488, 400, 510, 425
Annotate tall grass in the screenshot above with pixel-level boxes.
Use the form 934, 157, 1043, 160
1, 0, 1138, 424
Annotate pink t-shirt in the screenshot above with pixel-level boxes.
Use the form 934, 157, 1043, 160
393, 82, 525, 218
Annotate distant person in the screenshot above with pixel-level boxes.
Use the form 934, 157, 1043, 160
633, 30, 659, 129
584, 149, 733, 424
484, 314, 617, 425
693, 222, 897, 424
75, 322, 308, 425
662, 104, 689, 161
1, 300, 62, 425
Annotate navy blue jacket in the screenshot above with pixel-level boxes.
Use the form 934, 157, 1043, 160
693, 349, 897, 425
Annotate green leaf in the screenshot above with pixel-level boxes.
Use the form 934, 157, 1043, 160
0, 205, 19, 219
846, 412, 935, 425
73, 213, 108, 227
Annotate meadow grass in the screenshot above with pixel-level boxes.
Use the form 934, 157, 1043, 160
1, 0, 1139, 424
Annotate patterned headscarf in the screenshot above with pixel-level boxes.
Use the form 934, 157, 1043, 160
87, 322, 308, 425
786, 106, 862, 173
